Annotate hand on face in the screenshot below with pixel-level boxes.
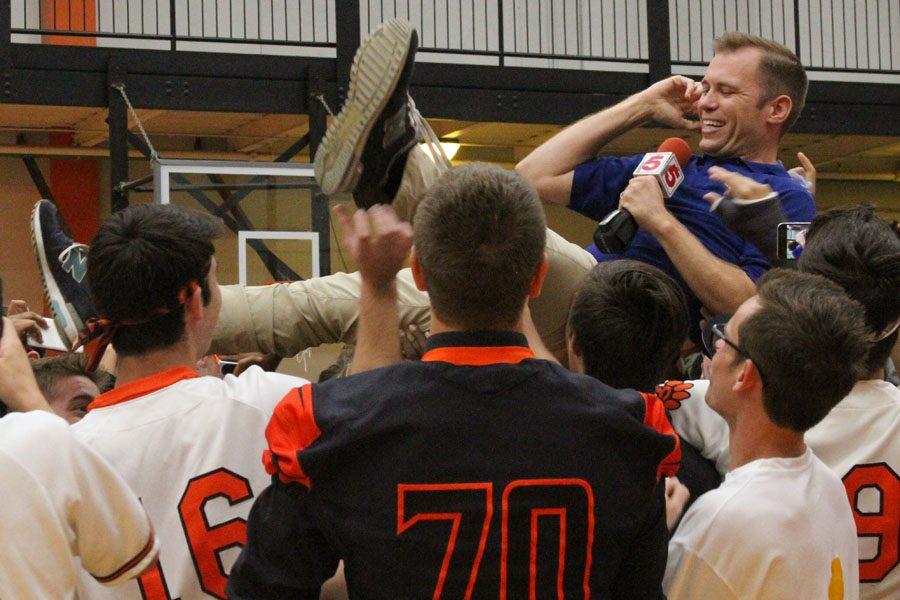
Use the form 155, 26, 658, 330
334, 204, 413, 292
639, 75, 703, 131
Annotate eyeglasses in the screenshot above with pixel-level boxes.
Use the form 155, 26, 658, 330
710, 321, 766, 382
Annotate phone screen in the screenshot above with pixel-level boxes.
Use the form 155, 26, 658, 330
778, 222, 810, 261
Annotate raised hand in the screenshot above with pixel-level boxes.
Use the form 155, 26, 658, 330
334, 204, 413, 292
788, 151, 816, 195
704, 166, 773, 205
638, 76, 704, 131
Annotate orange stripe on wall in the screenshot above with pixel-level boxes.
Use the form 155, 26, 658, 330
41, 0, 97, 47
49, 132, 100, 244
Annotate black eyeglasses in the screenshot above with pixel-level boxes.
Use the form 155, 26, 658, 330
710, 322, 766, 382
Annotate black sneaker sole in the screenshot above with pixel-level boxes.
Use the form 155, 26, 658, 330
30, 201, 80, 349
314, 19, 415, 196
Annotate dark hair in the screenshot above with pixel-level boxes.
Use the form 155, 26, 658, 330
31, 353, 114, 397
714, 32, 808, 131
413, 164, 546, 330
739, 269, 870, 432
567, 260, 688, 391
88, 204, 220, 356
799, 204, 900, 375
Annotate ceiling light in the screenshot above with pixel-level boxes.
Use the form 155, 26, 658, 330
420, 141, 460, 162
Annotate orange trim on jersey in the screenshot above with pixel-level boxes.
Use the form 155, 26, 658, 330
88, 367, 200, 411
263, 384, 321, 488
421, 345, 535, 366
94, 522, 157, 583
641, 392, 682, 480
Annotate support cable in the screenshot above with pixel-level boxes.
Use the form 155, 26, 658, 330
111, 83, 159, 162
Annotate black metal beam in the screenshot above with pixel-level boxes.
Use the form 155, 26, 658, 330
108, 59, 129, 213
21, 156, 55, 202
334, 1, 361, 107
0, 1, 10, 73
647, 0, 671, 83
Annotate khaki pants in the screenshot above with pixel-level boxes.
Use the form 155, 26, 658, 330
213, 148, 597, 358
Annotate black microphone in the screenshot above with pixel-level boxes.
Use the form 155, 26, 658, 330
594, 138, 692, 254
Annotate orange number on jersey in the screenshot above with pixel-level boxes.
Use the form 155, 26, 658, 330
842, 463, 900, 582
397, 483, 493, 600
137, 559, 177, 600
396, 479, 595, 598
500, 479, 594, 600
178, 468, 254, 599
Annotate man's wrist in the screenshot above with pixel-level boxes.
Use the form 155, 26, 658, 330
361, 278, 399, 299
646, 210, 679, 238
621, 93, 655, 127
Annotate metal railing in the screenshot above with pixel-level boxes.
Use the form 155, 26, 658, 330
11, 0, 336, 47
9, 0, 899, 75
669, 0, 898, 73
361, 1, 649, 64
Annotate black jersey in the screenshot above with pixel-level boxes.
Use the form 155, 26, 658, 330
228, 331, 680, 599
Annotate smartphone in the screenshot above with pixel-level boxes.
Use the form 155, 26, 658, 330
777, 222, 810, 261
26, 317, 77, 353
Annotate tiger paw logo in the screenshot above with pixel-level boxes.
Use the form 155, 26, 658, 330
655, 380, 694, 411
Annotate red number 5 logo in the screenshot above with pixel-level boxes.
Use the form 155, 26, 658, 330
640, 154, 665, 171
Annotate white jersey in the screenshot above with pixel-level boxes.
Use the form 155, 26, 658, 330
663, 378, 900, 600
805, 380, 900, 600
664, 448, 859, 600
0, 411, 158, 600
71, 365, 307, 600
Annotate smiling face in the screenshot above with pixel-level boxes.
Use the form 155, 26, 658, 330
698, 47, 779, 162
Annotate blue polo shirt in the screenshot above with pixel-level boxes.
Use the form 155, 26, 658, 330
570, 154, 816, 338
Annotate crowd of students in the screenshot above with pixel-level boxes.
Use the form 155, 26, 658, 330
0, 19, 898, 600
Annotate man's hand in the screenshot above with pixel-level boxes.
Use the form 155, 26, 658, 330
618, 176, 673, 234
6, 300, 49, 343
788, 151, 816, 195
636, 76, 703, 131
665, 476, 691, 532
0, 318, 50, 413
399, 324, 428, 361
334, 204, 413, 292
704, 166, 773, 205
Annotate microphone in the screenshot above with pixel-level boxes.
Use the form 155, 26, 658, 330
594, 138, 692, 254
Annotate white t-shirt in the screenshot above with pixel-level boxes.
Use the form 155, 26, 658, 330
71, 365, 307, 600
664, 448, 859, 600
0, 411, 158, 600
664, 378, 899, 600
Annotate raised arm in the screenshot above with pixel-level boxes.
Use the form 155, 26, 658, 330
0, 318, 51, 413
516, 76, 702, 206
334, 204, 413, 375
